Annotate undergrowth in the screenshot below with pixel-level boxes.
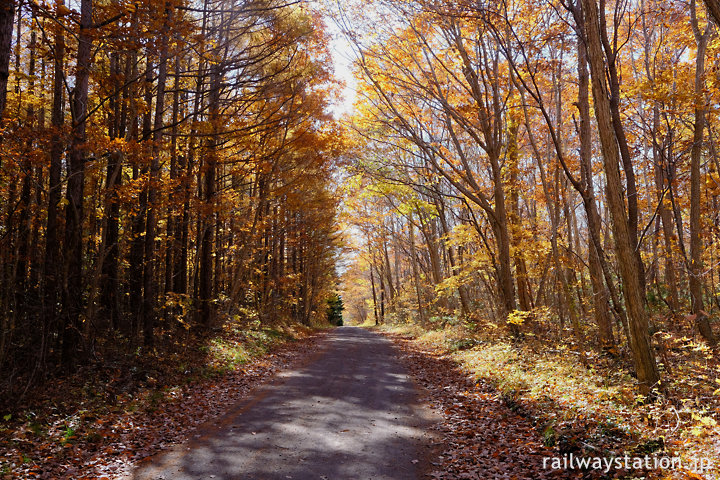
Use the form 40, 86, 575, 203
204, 324, 296, 375
0, 321, 318, 478
380, 322, 720, 480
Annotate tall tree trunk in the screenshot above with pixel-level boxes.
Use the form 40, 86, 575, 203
689, 0, 715, 344
507, 117, 533, 312
100, 151, 122, 329
42, 0, 65, 362
576, 12, 614, 348
436, 199, 470, 316
536, 142, 583, 347
28, 45, 45, 296
378, 259, 385, 323
143, 4, 171, 345
15, 17, 36, 319
640, 0, 679, 312
369, 245, 379, 325
198, 59, 221, 325
123, 49, 141, 337
177, 0, 210, 296
652, 115, 679, 312
165, 56, 181, 295
417, 207, 450, 313
408, 213, 427, 323
490, 152, 518, 326
598, 0, 646, 297
0, 0, 15, 365
449, 30, 517, 325
100, 53, 123, 330
61, 0, 93, 367
129, 57, 152, 338
382, 233, 396, 305
0, 0, 14, 117
581, 0, 660, 394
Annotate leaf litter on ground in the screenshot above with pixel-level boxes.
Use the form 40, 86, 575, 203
382, 331, 668, 480
0, 328, 328, 479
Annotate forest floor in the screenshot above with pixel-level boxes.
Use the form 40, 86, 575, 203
0, 323, 328, 479
379, 322, 720, 480
3, 322, 717, 479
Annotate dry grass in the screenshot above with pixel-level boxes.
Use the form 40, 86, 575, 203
380, 323, 720, 480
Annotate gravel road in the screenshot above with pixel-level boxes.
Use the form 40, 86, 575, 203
130, 326, 438, 480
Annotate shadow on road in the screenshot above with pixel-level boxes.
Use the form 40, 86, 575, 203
131, 327, 437, 480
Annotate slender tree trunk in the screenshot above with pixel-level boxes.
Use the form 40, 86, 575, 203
15, 18, 36, 319
0, 0, 14, 117
382, 233, 395, 305
178, 1, 210, 296
689, 2, 715, 344
537, 144, 584, 347
507, 118, 532, 312
42, 0, 65, 361
0, 0, 16, 366
581, 0, 660, 394
436, 199, 470, 316
369, 244, 379, 325
198, 59, 221, 325
143, 3, 171, 345
576, 14, 614, 348
100, 53, 123, 330
129, 57, 152, 338
598, 0, 646, 297
378, 260, 385, 323
408, 214, 426, 323
652, 114, 679, 312
122, 53, 139, 335
490, 152, 518, 325
28, 44, 45, 295
61, 0, 93, 367
166, 56, 181, 295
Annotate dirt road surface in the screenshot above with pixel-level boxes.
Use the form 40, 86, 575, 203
129, 327, 437, 480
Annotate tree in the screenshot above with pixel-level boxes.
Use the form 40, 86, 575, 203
334, 0, 720, 395
0, 0, 14, 117
326, 293, 344, 326
701, 0, 720, 25
0, 0, 344, 390
688, 0, 715, 344
572, 0, 660, 393
61, 0, 93, 366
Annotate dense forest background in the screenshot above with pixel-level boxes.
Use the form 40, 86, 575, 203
0, 0, 344, 395
0, 0, 719, 403
2, 0, 720, 476
332, 0, 720, 469
0, 0, 718, 406
337, 0, 720, 396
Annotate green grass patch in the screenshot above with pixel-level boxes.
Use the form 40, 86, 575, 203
204, 327, 294, 375
61, 425, 76, 446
